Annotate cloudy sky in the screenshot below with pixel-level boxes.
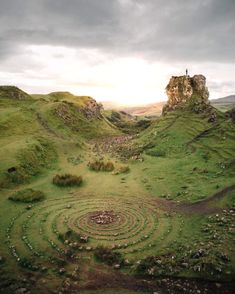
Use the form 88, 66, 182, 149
0, 0, 234, 105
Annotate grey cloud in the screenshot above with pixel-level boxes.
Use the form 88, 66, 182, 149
208, 80, 235, 92
0, 0, 235, 62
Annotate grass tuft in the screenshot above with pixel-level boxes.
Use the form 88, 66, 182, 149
53, 174, 83, 187
8, 189, 45, 203
88, 160, 114, 172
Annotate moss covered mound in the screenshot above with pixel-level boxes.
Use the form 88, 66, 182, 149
8, 189, 45, 203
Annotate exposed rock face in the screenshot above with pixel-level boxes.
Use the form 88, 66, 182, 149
82, 97, 103, 119
0, 86, 31, 100
162, 75, 210, 114
50, 91, 103, 119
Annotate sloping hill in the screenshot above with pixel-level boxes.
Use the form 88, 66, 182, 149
0, 88, 120, 187
113, 75, 235, 203
0, 79, 235, 293
0, 85, 31, 100
211, 95, 235, 111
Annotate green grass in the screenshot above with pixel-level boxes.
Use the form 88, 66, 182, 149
1, 137, 57, 186
0, 90, 235, 293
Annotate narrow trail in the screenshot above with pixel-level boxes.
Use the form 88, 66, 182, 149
186, 122, 218, 153
160, 114, 179, 132
36, 112, 64, 139
153, 183, 235, 215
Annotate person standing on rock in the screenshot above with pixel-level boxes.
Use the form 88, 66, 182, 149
186, 69, 188, 76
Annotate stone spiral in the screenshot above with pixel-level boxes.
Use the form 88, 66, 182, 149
5, 195, 184, 270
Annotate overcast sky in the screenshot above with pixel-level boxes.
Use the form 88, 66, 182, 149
0, 0, 234, 105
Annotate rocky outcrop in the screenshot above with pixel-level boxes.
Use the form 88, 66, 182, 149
82, 97, 103, 119
162, 75, 211, 114
49, 92, 103, 119
0, 86, 31, 100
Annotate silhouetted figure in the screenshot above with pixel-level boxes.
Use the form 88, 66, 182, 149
186, 69, 188, 76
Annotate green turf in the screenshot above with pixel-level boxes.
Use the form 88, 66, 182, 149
0, 89, 235, 293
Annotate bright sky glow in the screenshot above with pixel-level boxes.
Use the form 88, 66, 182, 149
0, 0, 234, 105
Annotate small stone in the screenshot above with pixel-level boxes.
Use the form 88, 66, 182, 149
15, 288, 28, 294
113, 264, 120, 269
59, 268, 66, 274
182, 262, 188, 268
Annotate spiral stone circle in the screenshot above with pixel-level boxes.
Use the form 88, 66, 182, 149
6, 195, 182, 270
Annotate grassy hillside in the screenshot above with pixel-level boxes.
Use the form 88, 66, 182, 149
103, 109, 152, 134
0, 87, 235, 294
0, 88, 120, 188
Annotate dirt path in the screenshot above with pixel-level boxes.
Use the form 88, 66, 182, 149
153, 183, 235, 215
36, 112, 64, 139
65, 264, 235, 294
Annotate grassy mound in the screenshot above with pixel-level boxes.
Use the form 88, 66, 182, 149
52, 101, 119, 139
8, 189, 45, 203
53, 174, 83, 187
88, 160, 114, 172
4, 138, 57, 186
0, 86, 31, 100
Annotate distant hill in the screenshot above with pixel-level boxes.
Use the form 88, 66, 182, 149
102, 101, 165, 117
210, 95, 235, 112
0, 85, 31, 100
102, 94, 235, 117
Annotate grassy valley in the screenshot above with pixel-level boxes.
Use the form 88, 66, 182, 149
0, 83, 235, 294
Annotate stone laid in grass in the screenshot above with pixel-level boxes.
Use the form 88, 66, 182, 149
8, 189, 45, 203
52, 174, 83, 187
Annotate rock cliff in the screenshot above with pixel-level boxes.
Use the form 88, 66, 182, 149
82, 97, 103, 119
162, 75, 211, 114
